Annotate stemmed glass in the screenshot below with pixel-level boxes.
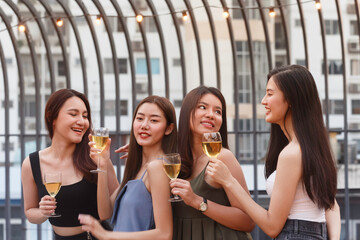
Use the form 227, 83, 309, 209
44, 172, 62, 217
202, 132, 222, 158
90, 127, 109, 173
162, 153, 183, 202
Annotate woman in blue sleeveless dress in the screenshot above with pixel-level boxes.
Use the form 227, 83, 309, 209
79, 95, 177, 240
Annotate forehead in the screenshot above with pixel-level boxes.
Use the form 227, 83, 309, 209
137, 102, 164, 117
198, 93, 222, 108
266, 77, 279, 91
62, 96, 87, 111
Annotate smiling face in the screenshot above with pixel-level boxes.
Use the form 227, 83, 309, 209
261, 77, 290, 125
190, 93, 223, 138
52, 96, 89, 144
132, 102, 172, 149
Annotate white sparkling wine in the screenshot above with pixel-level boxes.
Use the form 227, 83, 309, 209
163, 163, 181, 180
202, 141, 222, 158
45, 182, 61, 197
92, 136, 109, 152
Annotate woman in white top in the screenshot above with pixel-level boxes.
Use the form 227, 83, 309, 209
206, 65, 340, 239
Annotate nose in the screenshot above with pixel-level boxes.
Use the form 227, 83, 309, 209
141, 120, 150, 129
261, 95, 267, 105
76, 116, 85, 125
205, 109, 215, 118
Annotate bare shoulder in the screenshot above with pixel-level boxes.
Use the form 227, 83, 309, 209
21, 156, 32, 174
278, 142, 302, 169
218, 148, 238, 166
147, 159, 163, 172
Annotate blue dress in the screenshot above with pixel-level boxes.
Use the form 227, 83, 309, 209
111, 170, 155, 231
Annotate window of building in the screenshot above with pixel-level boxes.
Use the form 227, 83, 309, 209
136, 58, 160, 74
104, 58, 127, 74
104, 100, 128, 115
2, 100, 13, 108
58, 60, 65, 76
136, 17, 156, 33
295, 19, 301, 27
23, 95, 36, 117
350, 20, 359, 35
324, 20, 339, 35
275, 21, 286, 49
322, 99, 344, 114
352, 100, 360, 114
322, 60, 343, 75
173, 100, 182, 108
173, 58, 181, 67
232, 0, 260, 20
351, 59, 360, 76
296, 59, 306, 67
6, 58, 13, 65
106, 17, 126, 33
2, 142, 14, 151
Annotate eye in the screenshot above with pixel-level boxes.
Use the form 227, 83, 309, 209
150, 119, 159, 123
215, 110, 222, 115
136, 116, 143, 121
83, 115, 88, 119
199, 105, 206, 110
69, 113, 76, 117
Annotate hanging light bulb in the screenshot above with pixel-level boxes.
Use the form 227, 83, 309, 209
18, 24, 26, 32
182, 11, 188, 21
136, 14, 144, 23
269, 7, 276, 18
95, 15, 101, 25
315, 0, 321, 10
223, 8, 230, 18
56, 18, 64, 27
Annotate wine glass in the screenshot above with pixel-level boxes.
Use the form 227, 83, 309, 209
202, 132, 222, 158
162, 153, 183, 202
90, 127, 109, 173
44, 172, 62, 217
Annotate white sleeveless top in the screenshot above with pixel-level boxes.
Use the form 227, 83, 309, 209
266, 170, 325, 222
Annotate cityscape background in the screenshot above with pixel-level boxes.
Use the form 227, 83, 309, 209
0, 0, 359, 239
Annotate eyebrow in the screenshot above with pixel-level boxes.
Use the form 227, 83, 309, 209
136, 112, 162, 118
198, 101, 222, 110
266, 89, 274, 92
67, 108, 88, 114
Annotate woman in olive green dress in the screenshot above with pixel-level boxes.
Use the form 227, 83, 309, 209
170, 86, 254, 240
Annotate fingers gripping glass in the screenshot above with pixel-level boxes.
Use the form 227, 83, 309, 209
90, 127, 109, 173
44, 172, 62, 217
202, 132, 222, 158
162, 153, 183, 202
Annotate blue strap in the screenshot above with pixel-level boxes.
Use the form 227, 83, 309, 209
141, 169, 147, 180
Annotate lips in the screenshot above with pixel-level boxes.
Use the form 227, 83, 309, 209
72, 127, 83, 134
200, 120, 215, 128
139, 132, 150, 138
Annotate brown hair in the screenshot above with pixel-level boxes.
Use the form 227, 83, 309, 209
178, 86, 228, 179
120, 95, 177, 190
45, 89, 96, 182
265, 65, 337, 210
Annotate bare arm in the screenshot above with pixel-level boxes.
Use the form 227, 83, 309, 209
170, 149, 254, 232
22, 157, 53, 224
90, 138, 120, 220
326, 200, 341, 240
79, 160, 172, 240
208, 144, 302, 238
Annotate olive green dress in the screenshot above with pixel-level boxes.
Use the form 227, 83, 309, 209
172, 163, 253, 240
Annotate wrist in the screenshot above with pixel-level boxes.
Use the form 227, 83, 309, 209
225, 176, 237, 189
191, 195, 203, 210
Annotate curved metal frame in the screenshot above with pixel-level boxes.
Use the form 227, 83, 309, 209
202, 0, 221, 89
57, 0, 88, 95
183, 0, 204, 85
75, 0, 105, 125
276, 0, 291, 64
355, 0, 360, 46
129, 0, 153, 95
38, 0, 71, 88
164, 0, 187, 96
296, 0, 309, 68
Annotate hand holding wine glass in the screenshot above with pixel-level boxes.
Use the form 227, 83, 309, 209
44, 172, 62, 217
162, 153, 183, 202
202, 132, 222, 158
90, 127, 109, 173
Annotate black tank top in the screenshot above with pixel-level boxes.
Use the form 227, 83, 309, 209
29, 151, 99, 227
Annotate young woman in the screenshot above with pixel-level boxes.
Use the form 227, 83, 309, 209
79, 95, 177, 240
207, 65, 341, 239
21, 89, 119, 240
169, 86, 255, 240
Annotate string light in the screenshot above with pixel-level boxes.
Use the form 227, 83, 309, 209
18, 24, 26, 32
315, 0, 321, 10
223, 8, 229, 18
136, 14, 143, 23
1, 1, 319, 33
95, 15, 101, 25
269, 7, 276, 17
56, 18, 64, 27
182, 11, 188, 21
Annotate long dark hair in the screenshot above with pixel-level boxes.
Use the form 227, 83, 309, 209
45, 89, 96, 183
265, 65, 337, 210
120, 96, 177, 190
178, 86, 228, 179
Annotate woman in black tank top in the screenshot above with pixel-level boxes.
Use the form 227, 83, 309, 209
21, 89, 119, 239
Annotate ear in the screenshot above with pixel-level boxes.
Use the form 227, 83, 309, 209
164, 123, 174, 136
